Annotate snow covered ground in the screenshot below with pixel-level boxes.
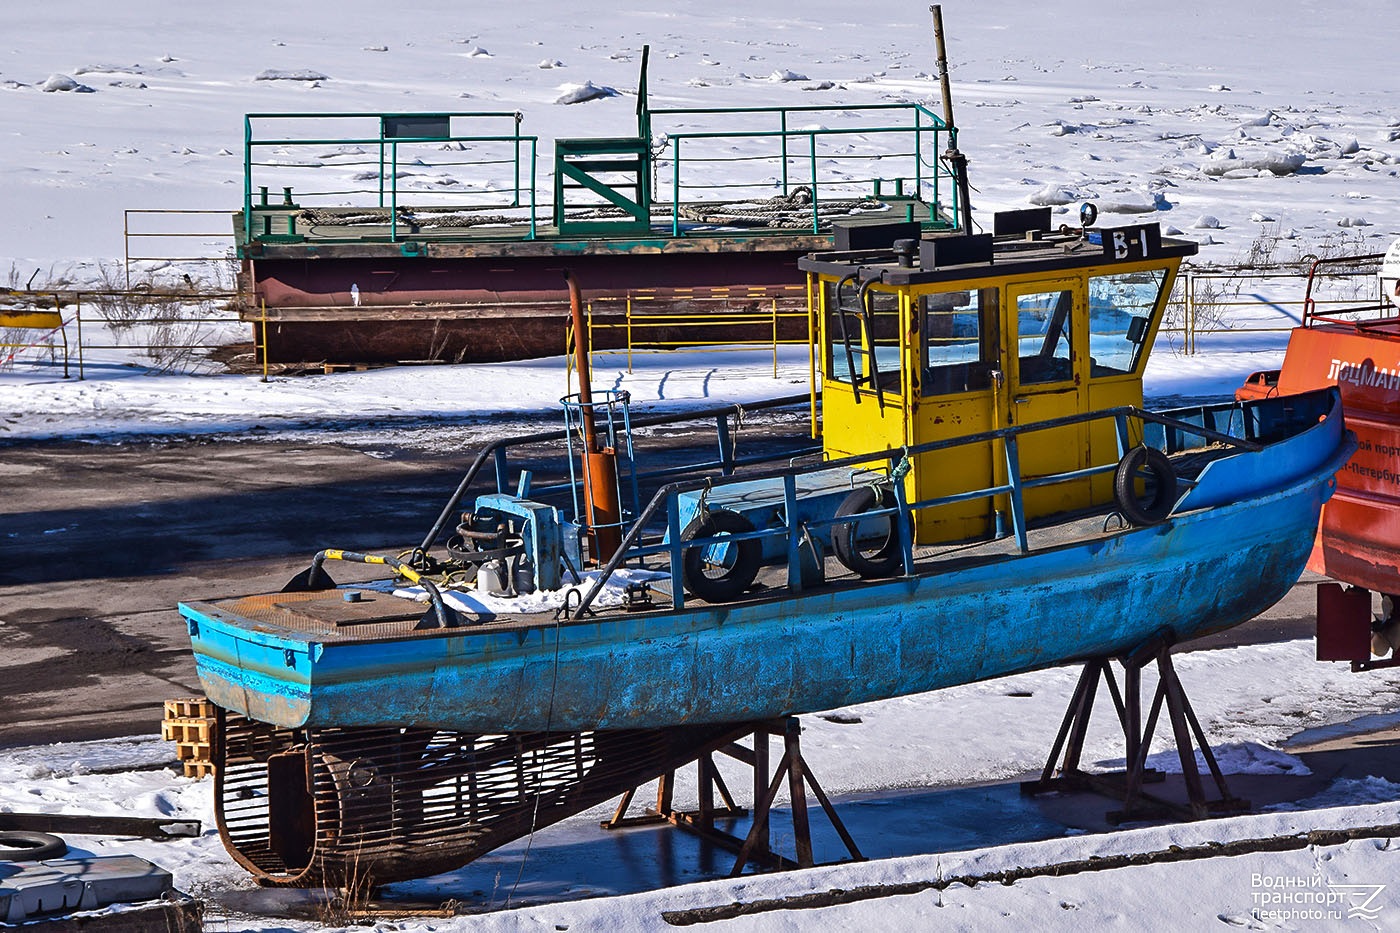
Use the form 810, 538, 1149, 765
1, 0, 1396, 272
4, 638, 1400, 931
3, 1, 1400, 929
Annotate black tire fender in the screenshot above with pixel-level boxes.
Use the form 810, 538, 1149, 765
1114, 446, 1177, 526
831, 485, 904, 578
680, 510, 762, 602
0, 830, 67, 862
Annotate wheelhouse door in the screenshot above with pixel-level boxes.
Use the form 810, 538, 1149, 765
1006, 277, 1090, 519
907, 282, 1002, 543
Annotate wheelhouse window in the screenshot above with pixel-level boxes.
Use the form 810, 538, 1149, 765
922, 287, 999, 395
1087, 269, 1168, 376
1016, 288, 1074, 385
825, 281, 901, 393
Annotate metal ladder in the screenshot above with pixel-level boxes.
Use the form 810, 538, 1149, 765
833, 274, 885, 412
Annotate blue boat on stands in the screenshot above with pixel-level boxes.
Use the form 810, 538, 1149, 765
178, 210, 1353, 887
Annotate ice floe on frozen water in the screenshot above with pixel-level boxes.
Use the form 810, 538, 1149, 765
554, 80, 619, 104
1028, 184, 1081, 206
253, 68, 329, 82
1095, 191, 1171, 214
73, 62, 184, 78
1203, 148, 1307, 176
1141, 741, 1312, 777
1288, 775, 1400, 809
40, 73, 94, 93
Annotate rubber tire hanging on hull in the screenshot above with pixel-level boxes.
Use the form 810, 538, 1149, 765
831, 485, 904, 578
1114, 446, 1177, 526
681, 509, 762, 602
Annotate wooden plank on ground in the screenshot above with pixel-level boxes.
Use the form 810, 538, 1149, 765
0, 813, 201, 840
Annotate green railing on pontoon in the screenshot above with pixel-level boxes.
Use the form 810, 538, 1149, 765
644, 101, 960, 235
239, 100, 962, 248
241, 110, 538, 246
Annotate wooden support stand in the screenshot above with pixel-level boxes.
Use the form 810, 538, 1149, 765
602, 717, 863, 874
1022, 635, 1249, 822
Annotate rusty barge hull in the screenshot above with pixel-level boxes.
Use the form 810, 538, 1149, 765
241, 228, 824, 364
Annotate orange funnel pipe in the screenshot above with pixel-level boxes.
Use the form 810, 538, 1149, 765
566, 271, 623, 562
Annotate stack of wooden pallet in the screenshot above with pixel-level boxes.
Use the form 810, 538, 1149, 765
162, 698, 215, 778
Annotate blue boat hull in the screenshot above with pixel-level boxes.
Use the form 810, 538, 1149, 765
181, 402, 1352, 733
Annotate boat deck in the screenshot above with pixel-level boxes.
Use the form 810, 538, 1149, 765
240, 198, 936, 259
190, 447, 1230, 645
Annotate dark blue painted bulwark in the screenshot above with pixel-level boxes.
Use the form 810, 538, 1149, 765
180, 400, 1352, 734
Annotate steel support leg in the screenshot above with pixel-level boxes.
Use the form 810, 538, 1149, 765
602, 718, 862, 876
729, 717, 861, 875
1026, 641, 1249, 824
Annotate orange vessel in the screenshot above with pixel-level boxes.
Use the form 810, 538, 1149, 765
1239, 239, 1400, 665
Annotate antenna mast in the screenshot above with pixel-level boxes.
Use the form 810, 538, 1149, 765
931, 5, 973, 232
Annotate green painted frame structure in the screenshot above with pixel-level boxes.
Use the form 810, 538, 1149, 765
238, 47, 962, 252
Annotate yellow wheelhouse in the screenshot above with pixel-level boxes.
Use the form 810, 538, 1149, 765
800, 209, 1196, 544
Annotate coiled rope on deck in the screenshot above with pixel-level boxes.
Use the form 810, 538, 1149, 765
678, 186, 889, 228
296, 187, 891, 232
297, 205, 522, 231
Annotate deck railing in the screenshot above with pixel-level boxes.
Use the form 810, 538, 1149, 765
241, 111, 538, 245
565, 288, 810, 380
401, 382, 1285, 620
569, 399, 1276, 618
644, 101, 958, 235
236, 102, 960, 248
1, 288, 243, 379
123, 210, 236, 289
413, 394, 820, 563
1301, 253, 1392, 327
1164, 264, 1387, 355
